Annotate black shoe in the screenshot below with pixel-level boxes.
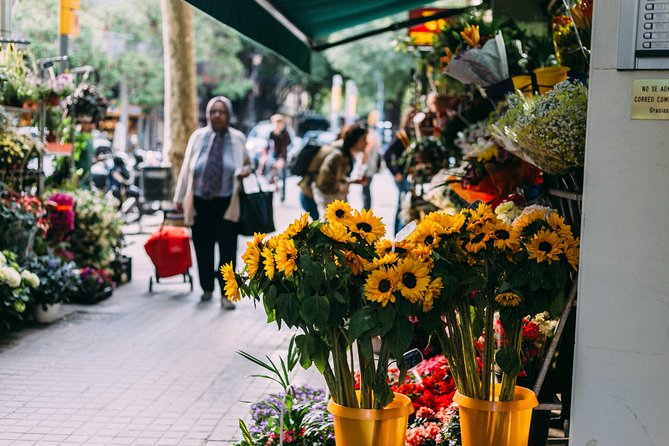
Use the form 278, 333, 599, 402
201, 291, 213, 301
221, 297, 236, 310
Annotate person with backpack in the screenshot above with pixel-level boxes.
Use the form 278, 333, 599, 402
383, 111, 415, 235
298, 125, 368, 219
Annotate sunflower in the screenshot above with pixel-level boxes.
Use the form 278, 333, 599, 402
250, 232, 266, 249
265, 234, 284, 250
513, 209, 547, 233
465, 224, 493, 254
375, 239, 412, 257
275, 238, 299, 277
261, 247, 276, 280
365, 267, 398, 307
365, 252, 399, 271
286, 213, 310, 237
320, 221, 356, 243
422, 276, 443, 312
410, 220, 441, 248
564, 238, 580, 270
347, 209, 385, 244
220, 262, 241, 302
395, 258, 430, 303
526, 229, 563, 263
495, 291, 522, 307
466, 203, 496, 230
491, 222, 520, 251
342, 251, 365, 275
410, 244, 434, 269
325, 200, 352, 223
241, 244, 261, 278
431, 212, 466, 235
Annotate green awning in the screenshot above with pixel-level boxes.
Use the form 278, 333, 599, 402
185, 1, 445, 72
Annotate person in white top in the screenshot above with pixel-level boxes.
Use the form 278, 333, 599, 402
360, 111, 382, 210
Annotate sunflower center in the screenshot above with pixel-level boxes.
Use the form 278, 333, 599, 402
538, 242, 553, 253
378, 279, 392, 293
425, 235, 434, 245
396, 247, 407, 254
495, 229, 510, 240
335, 209, 345, 219
357, 222, 372, 233
472, 233, 486, 244
287, 253, 295, 260
402, 273, 417, 289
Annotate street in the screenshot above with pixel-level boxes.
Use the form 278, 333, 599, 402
0, 170, 399, 446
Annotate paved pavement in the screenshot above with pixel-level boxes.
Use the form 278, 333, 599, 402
0, 171, 399, 445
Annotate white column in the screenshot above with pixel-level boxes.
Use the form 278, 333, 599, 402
571, 1, 669, 444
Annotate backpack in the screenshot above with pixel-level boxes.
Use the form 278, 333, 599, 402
288, 142, 322, 176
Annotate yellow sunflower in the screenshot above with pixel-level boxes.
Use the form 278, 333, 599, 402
526, 229, 564, 263
365, 268, 398, 307
320, 221, 356, 243
466, 203, 496, 231
491, 222, 520, 251
410, 244, 434, 269
395, 257, 430, 303
325, 200, 353, 223
422, 276, 443, 312
250, 232, 266, 248
410, 220, 441, 248
465, 224, 493, 254
513, 209, 547, 233
375, 239, 412, 257
347, 209, 385, 244
275, 238, 299, 277
365, 252, 399, 271
286, 213, 310, 237
431, 212, 466, 235
220, 262, 241, 302
343, 251, 365, 275
564, 238, 580, 271
495, 291, 522, 307
261, 247, 276, 280
241, 244, 261, 278
265, 234, 285, 250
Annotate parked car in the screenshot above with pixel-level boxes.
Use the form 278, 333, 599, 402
245, 120, 298, 168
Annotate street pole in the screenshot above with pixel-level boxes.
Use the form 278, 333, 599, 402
0, 0, 11, 39
60, 35, 68, 73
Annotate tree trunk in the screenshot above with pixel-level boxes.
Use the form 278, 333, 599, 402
161, 0, 198, 183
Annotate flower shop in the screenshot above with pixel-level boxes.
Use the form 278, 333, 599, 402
213, 1, 593, 446
0, 42, 128, 331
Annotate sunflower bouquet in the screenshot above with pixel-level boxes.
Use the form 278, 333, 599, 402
406, 203, 578, 402
221, 201, 431, 410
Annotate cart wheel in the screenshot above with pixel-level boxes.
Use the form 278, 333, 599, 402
149, 277, 153, 293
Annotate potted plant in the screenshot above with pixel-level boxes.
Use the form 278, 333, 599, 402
0, 250, 39, 330
0, 190, 48, 263
222, 202, 420, 446
62, 83, 108, 123
26, 253, 80, 323
76, 267, 114, 304
409, 203, 578, 446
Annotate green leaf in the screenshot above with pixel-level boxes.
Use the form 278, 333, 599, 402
386, 316, 414, 361
378, 305, 396, 335
277, 293, 300, 327
295, 334, 315, 369
349, 307, 378, 340
496, 347, 521, 376
313, 338, 330, 373
333, 291, 346, 304
300, 295, 330, 331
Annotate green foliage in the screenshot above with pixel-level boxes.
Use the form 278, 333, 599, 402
26, 253, 80, 308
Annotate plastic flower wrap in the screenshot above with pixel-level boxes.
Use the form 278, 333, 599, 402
489, 81, 588, 174
444, 32, 510, 87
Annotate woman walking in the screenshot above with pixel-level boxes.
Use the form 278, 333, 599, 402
174, 96, 253, 309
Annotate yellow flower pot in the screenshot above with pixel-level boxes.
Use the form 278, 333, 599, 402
533, 66, 570, 94
453, 385, 538, 446
327, 392, 413, 446
512, 75, 533, 97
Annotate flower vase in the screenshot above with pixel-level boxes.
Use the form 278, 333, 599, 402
453, 385, 538, 446
533, 67, 569, 95
327, 393, 413, 446
33, 303, 62, 324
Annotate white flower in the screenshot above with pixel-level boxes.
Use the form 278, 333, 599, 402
21, 270, 40, 289
1, 266, 21, 288
0, 252, 5, 266
494, 201, 522, 224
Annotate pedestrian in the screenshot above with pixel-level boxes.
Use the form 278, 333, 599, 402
361, 111, 382, 210
299, 124, 368, 218
173, 96, 253, 309
259, 113, 291, 184
383, 111, 415, 235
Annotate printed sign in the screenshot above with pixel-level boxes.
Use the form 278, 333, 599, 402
631, 79, 669, 119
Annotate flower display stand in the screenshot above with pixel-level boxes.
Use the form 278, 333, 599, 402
327, 393, 413, 446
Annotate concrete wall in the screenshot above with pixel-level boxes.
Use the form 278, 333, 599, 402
571, 1, 669, 444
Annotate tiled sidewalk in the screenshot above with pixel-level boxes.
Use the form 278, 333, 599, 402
0, 173, 398, 445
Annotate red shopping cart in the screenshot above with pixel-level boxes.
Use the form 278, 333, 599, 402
144, 213, 193, 293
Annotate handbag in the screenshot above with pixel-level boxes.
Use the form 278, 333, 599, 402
238, 174, 275, 236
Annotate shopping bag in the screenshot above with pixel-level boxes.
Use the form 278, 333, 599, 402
238, 175, 275, 236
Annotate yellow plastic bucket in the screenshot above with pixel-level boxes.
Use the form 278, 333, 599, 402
512, 75, 533, 97
533, 66, 569, 94
327, 393, 413, 446
453, 385, 538, 446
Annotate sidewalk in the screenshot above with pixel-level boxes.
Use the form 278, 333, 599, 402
0, 171, 399, 446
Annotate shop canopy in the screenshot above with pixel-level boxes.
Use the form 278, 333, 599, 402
184, 1, 478, 72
